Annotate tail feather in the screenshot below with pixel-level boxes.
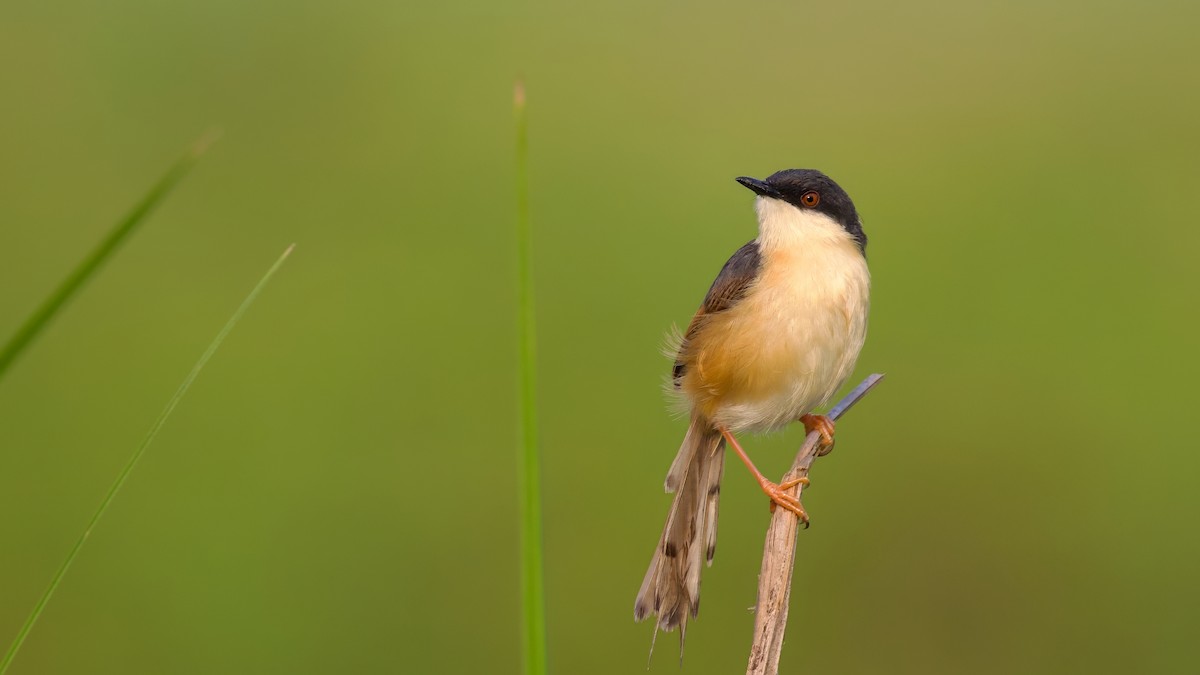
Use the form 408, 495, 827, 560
634, 419, 726, 656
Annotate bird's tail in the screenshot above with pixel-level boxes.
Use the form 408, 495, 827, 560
634, 418, 726, 656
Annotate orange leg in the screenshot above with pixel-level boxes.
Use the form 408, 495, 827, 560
719, 427, 810, 526
801, 413, 836, 456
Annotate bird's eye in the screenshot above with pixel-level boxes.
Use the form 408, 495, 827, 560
801, 191, 820, 207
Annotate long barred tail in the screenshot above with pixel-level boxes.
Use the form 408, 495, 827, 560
633, 418, 726, 656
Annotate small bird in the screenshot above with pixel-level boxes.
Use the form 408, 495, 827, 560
634, 168, 870, 650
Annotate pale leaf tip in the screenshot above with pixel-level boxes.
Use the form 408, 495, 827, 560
191, 127, 224, 157
513, 79, 526, 109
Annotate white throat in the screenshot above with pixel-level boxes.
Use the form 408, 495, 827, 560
754, 196, 857, 253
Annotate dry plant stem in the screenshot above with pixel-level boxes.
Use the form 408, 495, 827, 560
746, 373, 885, 675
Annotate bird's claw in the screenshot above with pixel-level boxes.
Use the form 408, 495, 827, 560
763, 479, 810, 527
801, 414, 836, 456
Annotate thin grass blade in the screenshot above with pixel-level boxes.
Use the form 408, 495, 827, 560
0, 129, 221, 382
514, 80, 547, 675
0, 243, 295, 675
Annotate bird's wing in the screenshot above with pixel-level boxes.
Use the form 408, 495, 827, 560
672, 241, 762, 386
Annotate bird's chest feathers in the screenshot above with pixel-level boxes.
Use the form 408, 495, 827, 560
738, 238, 867, 380
692, 215, 869, 430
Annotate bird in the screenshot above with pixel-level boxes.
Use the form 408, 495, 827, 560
633, 168, 870, 653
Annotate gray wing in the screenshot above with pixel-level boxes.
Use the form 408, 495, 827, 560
672, 241, 762, 386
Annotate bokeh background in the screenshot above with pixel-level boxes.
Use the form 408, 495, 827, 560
2, 1, 1199, 673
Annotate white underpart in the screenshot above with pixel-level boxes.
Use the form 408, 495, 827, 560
716, 196, 870, 432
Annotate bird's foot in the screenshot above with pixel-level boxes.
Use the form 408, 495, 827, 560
720, 425, 812, 526
762, 478, 810, 527
800, 414, 836, 456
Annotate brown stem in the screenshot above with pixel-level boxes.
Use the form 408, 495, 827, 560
746, 373, 885, 675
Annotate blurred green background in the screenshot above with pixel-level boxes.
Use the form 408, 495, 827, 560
2, 0, 1199, 673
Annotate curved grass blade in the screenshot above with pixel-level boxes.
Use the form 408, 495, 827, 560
0, 243, 295, 675
0, 129, 221, 383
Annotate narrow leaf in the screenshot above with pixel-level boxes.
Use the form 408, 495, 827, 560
0, 243, 295, 675
514, 80, 547, 675
0, 129, 221, 382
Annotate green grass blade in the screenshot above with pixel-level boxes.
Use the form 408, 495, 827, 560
514, 80, 547, 675
0, 129, 221, 383
0, 243, 295, 675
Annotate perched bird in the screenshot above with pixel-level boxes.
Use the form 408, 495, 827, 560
633, 168, 870, 651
